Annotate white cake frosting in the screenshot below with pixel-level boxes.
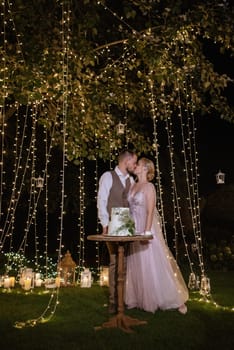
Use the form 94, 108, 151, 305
108, 207, 135, 236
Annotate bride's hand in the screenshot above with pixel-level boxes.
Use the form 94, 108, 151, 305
140, 230, 152, 244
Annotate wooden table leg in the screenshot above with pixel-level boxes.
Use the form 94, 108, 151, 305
95, 243, 147, 333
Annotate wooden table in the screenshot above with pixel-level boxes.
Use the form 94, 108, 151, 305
87, 234, 153, 333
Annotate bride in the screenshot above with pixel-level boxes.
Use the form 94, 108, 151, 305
125, 157, 188, 314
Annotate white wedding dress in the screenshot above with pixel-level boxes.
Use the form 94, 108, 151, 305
125, 183, 189, 313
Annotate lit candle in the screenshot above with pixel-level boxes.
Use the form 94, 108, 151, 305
9, 276, 15, 288
80, 268, 92, 288
35, 278, 42, 287
55, 277, 61, 288
4, 277, 10, 289
23, 278, 31, 291
100, 267, 109, 287
35, 273, 41, 280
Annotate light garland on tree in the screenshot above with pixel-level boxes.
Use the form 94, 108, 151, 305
76, 156, 86, 281
175, 73, 205, 276
13, 0, 72, 327
148, 75, 167, 243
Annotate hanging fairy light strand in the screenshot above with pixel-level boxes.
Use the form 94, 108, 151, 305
0, 105, 20, 253
94, 147, 100, 271
6, 0, 25, 64
0, 0, 32, 251
0, 0, 15, 240
14, 0, 72, 328
43, 124, 49, 277
2, 107, 39, 254
0, 0, 7, 221
2, 0, 63, 256
97, 0, 138, 36
77, 156, 85, 279
164, 108, 195, 271
21, 107, 38, 257
179, 38, 201, 244
56, 0, 70, 266
175, 73, 205, 277
0, 105, 33, 250
122, 44, 129, 148
186, 73, 203, 257
75, 82, 86, 279
4, 105, 57, 264
148, 75, 167, 243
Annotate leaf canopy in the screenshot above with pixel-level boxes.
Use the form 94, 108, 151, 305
1, 0, 234, 160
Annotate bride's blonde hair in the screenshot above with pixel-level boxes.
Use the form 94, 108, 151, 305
140, 157, 155, 181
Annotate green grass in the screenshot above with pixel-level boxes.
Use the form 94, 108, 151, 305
0, 270, 234, 350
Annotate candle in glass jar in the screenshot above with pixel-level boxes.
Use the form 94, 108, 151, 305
4, 277, 10, 288
35, 278, 42, 287
9, 276, 15, 288
24, 278, 31, 291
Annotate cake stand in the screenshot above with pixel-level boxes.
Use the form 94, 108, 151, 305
87, 234, 153, 333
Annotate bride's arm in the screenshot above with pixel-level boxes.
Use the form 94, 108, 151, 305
144, 183, 156, 232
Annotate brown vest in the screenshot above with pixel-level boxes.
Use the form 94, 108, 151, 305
107, 171, 131, 217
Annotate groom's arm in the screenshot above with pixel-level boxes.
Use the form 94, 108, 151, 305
97, 171, 112, 234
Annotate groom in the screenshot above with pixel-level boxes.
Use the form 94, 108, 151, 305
97, 149, 137, 313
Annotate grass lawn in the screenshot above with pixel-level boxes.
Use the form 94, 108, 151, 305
0, 270, 234, 350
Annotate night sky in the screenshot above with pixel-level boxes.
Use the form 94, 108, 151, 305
197, 115, 234, 195
197, 40, 234, 195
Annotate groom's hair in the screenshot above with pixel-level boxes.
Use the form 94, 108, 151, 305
118, 149, 136, 162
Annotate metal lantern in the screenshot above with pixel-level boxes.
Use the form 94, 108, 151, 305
58, 250, 76, 286
80, 268, 92, 288
216, 170, 225, 185
188, 272, 196, 290
35, 175, 44, 188
99, 266, 109, 287
200, 275, 211, 296
116, 122, 125, 135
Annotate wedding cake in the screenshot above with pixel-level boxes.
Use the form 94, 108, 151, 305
108, 207, 135, 236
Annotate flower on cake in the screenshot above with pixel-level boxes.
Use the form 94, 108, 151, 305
116, 210, 135, 236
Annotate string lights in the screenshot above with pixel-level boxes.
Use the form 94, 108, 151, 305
148, 75, 167, 243
1, 0, 73, 327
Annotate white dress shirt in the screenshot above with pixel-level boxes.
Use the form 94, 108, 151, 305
97, 166, 135, 227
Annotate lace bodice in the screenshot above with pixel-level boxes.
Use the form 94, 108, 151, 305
128, 183, 156, 234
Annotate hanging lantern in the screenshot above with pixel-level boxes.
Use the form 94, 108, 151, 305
216, 170, 225, 184
188, 272, 196, 290
57, 250, 76, 286
80, 268, 92, 288
99, 266, 109, 287
200, 275, 211, 296
116, 122, 125, 135
35, 175, 44, 188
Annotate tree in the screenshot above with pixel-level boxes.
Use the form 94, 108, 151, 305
1, 0, 234, 161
